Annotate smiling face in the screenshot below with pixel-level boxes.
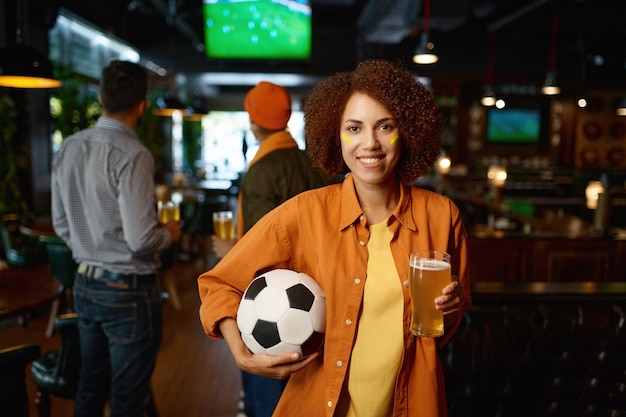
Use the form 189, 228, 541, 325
340, 92, 401, 190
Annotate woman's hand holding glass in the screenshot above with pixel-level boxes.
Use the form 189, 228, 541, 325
402, 275, 463, 314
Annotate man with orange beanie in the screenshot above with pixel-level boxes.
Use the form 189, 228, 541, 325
210, 81, 336, 417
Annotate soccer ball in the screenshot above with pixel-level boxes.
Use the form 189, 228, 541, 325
237, 269, 326, 357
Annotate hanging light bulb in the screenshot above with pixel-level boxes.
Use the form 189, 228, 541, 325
412, 0, 438, 65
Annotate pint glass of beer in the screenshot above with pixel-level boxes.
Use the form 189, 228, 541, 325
158, 200, 180, 224
409, 250, 451, 337
212, 210, 235, 240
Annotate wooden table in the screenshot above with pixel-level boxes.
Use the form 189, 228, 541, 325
19, 217, 56, 239
0, 268, 62, 327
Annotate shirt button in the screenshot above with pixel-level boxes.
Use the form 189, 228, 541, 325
359, 240, 366, 246
359, 215, 364, 221
345, 319, 352, 325
337, 360, 343, 367
354, 278, 361, 284
327, 401, 333, 408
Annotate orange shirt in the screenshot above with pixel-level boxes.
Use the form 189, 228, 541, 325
198, 174, 472, 417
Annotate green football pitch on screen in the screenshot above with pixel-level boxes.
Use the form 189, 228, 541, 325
203, 0, 312, 60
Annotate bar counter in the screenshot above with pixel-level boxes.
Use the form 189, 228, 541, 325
444, 280, 626, 417
464, 214, 625, 284
441, 187, 626, 283
467, 231, 626, 282
472, 280, 626, 296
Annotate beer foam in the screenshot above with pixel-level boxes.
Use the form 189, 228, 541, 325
411, 259, 450, 271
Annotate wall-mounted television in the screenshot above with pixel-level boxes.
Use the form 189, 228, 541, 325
486, 108, 541, 144
203, 0, 312, 61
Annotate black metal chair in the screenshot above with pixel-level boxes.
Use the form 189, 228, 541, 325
30, 312, 80, 417
38, 235, 77, 336
30, 313, 161, 417
181, 195, 231, 262
159, 244, 182, 310
0, 343, 41, 417
0, 213, 47, 268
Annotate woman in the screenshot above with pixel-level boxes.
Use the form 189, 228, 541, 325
198, 59, 471, 417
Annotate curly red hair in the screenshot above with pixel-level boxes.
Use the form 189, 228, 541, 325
304, 59, 442, 184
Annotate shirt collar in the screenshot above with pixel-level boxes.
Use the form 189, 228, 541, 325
95, 117, 138, 139
393, 182, 418, 232
339, 174, 417, 232
339, 174, 362, 230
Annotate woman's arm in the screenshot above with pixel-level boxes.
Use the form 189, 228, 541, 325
219, 317, 319, 380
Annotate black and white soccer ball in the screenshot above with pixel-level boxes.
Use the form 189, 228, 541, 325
237, 269, 326, 357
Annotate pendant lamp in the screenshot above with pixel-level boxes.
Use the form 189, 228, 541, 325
481, 34, 497, 107
0, 0, 62, 88
617, 97, 626, 116
154, 96, 188, 117
541, 1, 560, 96
185, 99, 209, 121
412, 0, 438, 65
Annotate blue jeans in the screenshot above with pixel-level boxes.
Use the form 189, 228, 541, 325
242, 371, 288, 417
73, 272, 163, 417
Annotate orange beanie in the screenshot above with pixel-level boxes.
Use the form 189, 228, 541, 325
244, 81, 291, 130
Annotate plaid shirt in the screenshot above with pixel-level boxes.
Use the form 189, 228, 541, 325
51, 117, 171, 275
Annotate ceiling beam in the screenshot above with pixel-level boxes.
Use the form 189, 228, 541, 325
144, 0, 204, 52
487, 0, 549, 33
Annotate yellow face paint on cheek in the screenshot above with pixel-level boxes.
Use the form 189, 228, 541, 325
390, 132, 399, 145
341, 133, 353, 145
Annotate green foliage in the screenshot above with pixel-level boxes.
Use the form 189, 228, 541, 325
137, 89, 161, 155
137, 89, 168, 174
0, 90, 28, 216
182, 119, 203, 176
50, 64, 100, 140
48, 69, 171, 177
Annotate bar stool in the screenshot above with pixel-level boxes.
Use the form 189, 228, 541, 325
31, 313, 161, 417
39, 235, 77, 337
31, 313, 80, 417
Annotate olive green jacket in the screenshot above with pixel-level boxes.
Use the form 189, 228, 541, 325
240, 131, 337, 234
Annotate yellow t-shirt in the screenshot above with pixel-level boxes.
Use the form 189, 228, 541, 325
347, 220, 404, 417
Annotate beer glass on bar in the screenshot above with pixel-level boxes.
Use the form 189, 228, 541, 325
409, 250, 451, 337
